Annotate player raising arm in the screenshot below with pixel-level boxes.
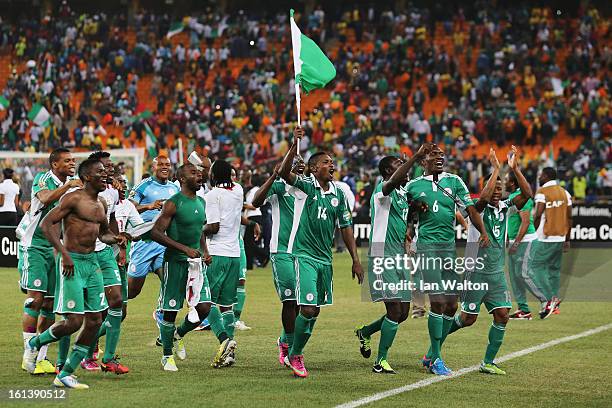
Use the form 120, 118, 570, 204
277, 126, 364, 378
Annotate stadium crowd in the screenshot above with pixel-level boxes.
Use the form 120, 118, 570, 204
0, 2, 610, 206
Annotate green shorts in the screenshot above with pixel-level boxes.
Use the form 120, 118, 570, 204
416, 244, 459, 295
368, 256, 412, 303
159, 258, 211, 311
239, 247, 247, 281
461, 271, 512, 314
271, 252, 296, 302
95, 246, 121, 288
206, 255, 240, 307
295, 256, 333, 307
55, 252, 107, 314
20, 246, 56, 298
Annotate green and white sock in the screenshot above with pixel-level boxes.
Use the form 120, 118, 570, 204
30, 326, 57, 349
58, 344, 88, 378
289, 313, 313, 356
361, 316, 384, 338
57, 335, 70, 366
176, 314, 203, 338
159, 320, 176, 357
427, 312, 443, 361
377, 317, 399, 363
102, 308, 122, 363
234, 287, 246, 320
221, 310, 235, 339
484, 322, 506, 364
427, 314, 457, 359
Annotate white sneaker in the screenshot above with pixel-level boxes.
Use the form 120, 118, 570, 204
234, 320, 251, 331
161, 355, 178, 371
53, 375, 89, 389
22, 340, 38, 373
222, 351, 236, 367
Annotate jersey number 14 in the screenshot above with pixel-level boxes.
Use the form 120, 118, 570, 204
317, 206, 328, 220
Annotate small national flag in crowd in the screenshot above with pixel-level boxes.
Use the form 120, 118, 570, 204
0, 95, 9, 110
144, 122, 157, 157
27, 103, 51, 127
166, 21, 185, 38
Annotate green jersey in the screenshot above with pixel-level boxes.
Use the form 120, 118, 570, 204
467, 200, 511, 273
290, 177, 352, 264
19, 171, 66, 249
165, 192, 206, 261
405, 172, 474, 243
506, 189, 536, 241
265, 178, 306, 254
369, 181, 410, 257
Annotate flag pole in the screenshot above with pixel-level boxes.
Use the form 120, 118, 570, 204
290, 9, 302, 157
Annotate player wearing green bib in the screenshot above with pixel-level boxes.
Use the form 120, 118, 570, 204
406, 144, 489, 376
442, 147, 532, 375
19, 148, 81, 375
354, 149, 426, 374
252, 158, 306, 366
23, 159, 127, 389
150, 163, 216, 372
278, 128, 364, 378
505, 173, 538, 320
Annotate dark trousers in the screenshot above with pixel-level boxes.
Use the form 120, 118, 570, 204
245, 215, 268, 270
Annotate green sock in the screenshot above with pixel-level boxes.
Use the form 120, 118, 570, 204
362, 316, 385, 338
377, 317, 399, 363
285, 332, 294, 349
58, 344, 88, 378
222, 311, 235, 339
289, 313, 313, 356
484, 322, 506, 364
57, 335, 70, 366
234, 287, 246, 320
177, 315, 202, 338
280, 329, 287, 344
30, 326, 57, 349
39, 309, 55, 321
102, 308, 122, 363
427, 314, 456, 359
23, 306, 40, 319
427, 312, 444, 361
309, 317, 317, 332
159, 320, 176, 357
208, 305, 225, 339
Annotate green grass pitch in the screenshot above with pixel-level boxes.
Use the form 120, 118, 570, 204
0, 248, 611, 407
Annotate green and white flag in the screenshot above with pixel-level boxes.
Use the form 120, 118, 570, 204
144, 122, 157, 157
290, 9, 336, 98
0, 95, 8, 110
166, 21, 185, 39
27, 104, 51, 127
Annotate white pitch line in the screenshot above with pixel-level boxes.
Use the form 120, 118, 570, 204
336, 322, 612, 408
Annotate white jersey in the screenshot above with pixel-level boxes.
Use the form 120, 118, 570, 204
95, 186, 120, 251
205, 183, 243, 257
115, 199, 144, 233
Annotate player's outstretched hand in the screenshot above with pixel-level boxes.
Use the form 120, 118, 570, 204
184, 248, 201, 259
479, 233, 490, 248
489, 148, 500, 169
203, 254, 212, 265
115, 234, 128, 247
414, 144, 428, 160
507, 145, 519, 169
352, 261, 364, 284
61, 253, 75, 277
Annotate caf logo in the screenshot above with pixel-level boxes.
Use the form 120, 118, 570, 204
306, 293, 314, 302
33, 279, 42, 287
331, 198, 339, 207
67, 300, 76, 309
284, 289, 292, 297
169, 299, 176, 307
